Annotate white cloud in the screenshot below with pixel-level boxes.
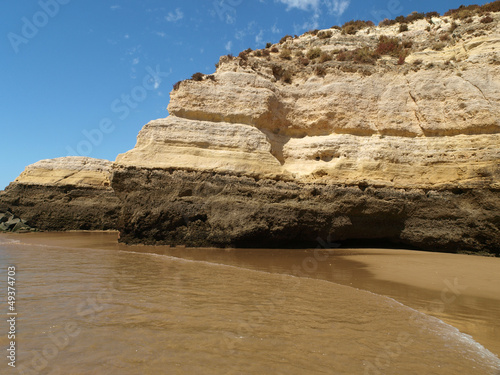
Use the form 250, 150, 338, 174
132, 57, 140, 65
155, 31, 166, 38
255, 29, 264, 45
110, 5, 121, 11
225, 41, 233, 52
166, 8, 184, 22
271, 24, 281, 34
327, 0, 350, 16
277, 0, 320, 11
277, 0, 350, 16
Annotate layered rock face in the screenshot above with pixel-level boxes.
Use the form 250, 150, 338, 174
0, 157, 120, 231
113, 13, 500, 253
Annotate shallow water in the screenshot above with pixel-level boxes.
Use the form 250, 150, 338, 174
0, 233, 499, 374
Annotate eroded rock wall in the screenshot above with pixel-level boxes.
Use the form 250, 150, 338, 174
112, 13, 500, 253
0, 157, 120, 231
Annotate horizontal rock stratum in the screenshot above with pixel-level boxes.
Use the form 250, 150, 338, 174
0, 157, 120, 231
112, 12, 500, 253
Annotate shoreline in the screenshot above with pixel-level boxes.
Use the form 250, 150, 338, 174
1, 231, 499, 357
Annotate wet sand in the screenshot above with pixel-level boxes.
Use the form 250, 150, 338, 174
2, 231, 500, 358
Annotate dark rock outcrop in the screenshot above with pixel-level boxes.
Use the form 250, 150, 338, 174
112, 167, 500, 254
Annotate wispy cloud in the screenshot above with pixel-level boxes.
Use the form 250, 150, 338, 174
277, 0, 320, 11
327, 0, 350, 16
277, 0, 350, 16
110, 5, 121, 11
166, 8, 184, 22
255, 29, 264, 45
278, 0, 350, 33
225, 41, 233, 52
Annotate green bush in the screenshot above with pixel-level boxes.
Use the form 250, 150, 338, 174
265, 42, 272, 49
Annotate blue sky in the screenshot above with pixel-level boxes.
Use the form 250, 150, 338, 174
0, 0, 482, 189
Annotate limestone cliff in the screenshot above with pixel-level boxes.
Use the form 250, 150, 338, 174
0, 157, 120, 230
113, 11, 500, 253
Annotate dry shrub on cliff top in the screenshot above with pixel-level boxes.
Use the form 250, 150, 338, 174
379, 18, 398, 26
444, 1, 500, 19
279, 48, 292, 60
173, 81, 182, 91
426, 11, 441, 18
191, 72, 204, 81
352, 47, 379, 64
376, 36, 402, 56
315, 66, 326, 76
318, 30, 333, 39
405, 11, 425, 23
299, 57, 310, 66
238, 51, 248, 60
341, 20, 374, 34
481, 0, 500, 12
305, 29, 320, 36
279, 35, 293, 44
281, 70, 292, 83
481, 15, 494, 23
319, 52, 332, 63
337, 47, 379, 64
306, 47, 322, 59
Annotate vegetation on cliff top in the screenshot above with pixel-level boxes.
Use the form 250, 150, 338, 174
171, 1, 498, 89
